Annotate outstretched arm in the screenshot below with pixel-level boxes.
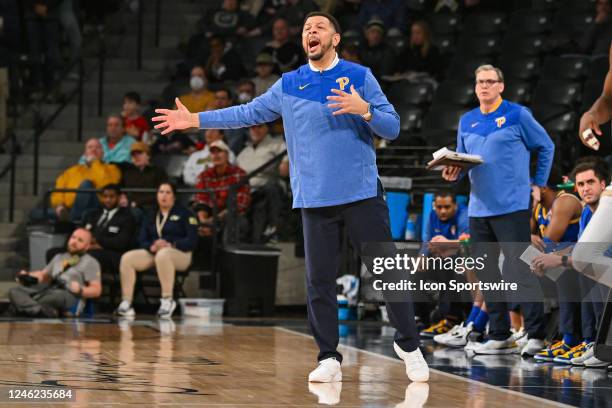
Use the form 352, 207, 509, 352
578, 44, 612, 149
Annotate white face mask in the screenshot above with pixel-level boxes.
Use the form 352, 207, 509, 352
237, 92, 253, 104
190, 76, 205, 91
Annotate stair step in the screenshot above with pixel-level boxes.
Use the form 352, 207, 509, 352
22, 141, 85, 156
0, 154, 76, 169
0, 209, 27, 224
0, 182, 54, 196
0, 223, 22, 238
0, 237, 20, 251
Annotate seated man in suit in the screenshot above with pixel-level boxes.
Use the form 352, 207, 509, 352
83, 184, 136, 278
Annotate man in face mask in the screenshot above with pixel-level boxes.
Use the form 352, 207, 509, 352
236, 79, 255, 104
178, 66, 216, 113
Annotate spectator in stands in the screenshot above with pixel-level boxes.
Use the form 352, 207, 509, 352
83, 184, 136, 281
151, 130, 196, 155
25, 0, 61, 95
119, 142, 168, 210
418, 191, 470, 337
245, 0, 318, 37
214, 87, 249, 154
357, 0, 406, 35
396, 20, 442, 79
198, 0, 254, 40
340, 43, 361, 64
580, 0, 612, 55
178, 66, 216, 113
205, 35, 246, 83
262, 18, 303, 73
442, 64, 554, 357
9, 228, 102, 317
236, 123, 288, 243
51, 138, 121, 222
117, 182, 198, 319
100, 114, 136, 164
122, 92, 150, 142
252, 53, 280, 97
360, 18, 395, 80
236, 79, 256, 104
194, 140, 251, 240
183, 129, 236, 186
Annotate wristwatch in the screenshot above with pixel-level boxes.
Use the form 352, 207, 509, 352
561, 255, 569, 267
361, 103, 372, 122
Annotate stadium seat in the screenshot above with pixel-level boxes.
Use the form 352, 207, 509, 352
387, 82, 433, 108
342, 30, 362, 47
421, 103, 468, 132
587, 55, 609, 82
580, 78, 604, 112
386, 34, 407, 55
503, 81, 532, 105
531, 104, 577, 134
436, 35, 457, 56
532, 80, 582, 107
498, 57, 540, 81
398, 107, 423, 132
447, 56, 495, 79
457, 33, 502, 58
431, 81, 476, 106
429, 14, 461, 36
462, 13, 506, 35
508, 11, 553, 34
552, 10, 594, 36
531, 0, 559, 11
541, 56, 588, 81
501, 34, 546, 57
418, 129, 458, 148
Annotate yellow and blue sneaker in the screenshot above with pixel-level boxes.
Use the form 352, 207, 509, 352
534, 340, 573, 362
419, 319, 452, 338
553, 342, 588, 365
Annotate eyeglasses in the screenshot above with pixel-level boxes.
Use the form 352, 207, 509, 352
475, 79, 502, 87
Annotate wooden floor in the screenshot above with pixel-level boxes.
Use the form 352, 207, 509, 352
0, 320, 570, 407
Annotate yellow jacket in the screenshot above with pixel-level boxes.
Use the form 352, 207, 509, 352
50, 160, 121, 208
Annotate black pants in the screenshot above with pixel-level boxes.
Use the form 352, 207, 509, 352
302, 184, 420, 363
250, 182, 284, 244
470, 210, 546, 340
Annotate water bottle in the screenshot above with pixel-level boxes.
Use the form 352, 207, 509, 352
404, 214, 417, 241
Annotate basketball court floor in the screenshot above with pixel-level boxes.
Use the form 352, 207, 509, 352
0, 318, 609, 407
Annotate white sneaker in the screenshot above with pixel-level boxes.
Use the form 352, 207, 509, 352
308, 382, 342, 405
393, 343, 429, 382
157, 298, 176, 319
511, 327, 528, 348
583, 355, 610, 368
434, 322, 473, 347
471, 336, 519, 355
116, 300, 135, 317
308, 358, 342, 382
571, 342, 595, 366
395, 382, 429, 408
520, 338, 545, 357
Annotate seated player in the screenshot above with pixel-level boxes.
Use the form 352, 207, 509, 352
9, 229, 102, 317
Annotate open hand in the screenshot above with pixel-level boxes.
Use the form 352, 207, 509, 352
152, 98, 200, 135
326, 85, 369, 116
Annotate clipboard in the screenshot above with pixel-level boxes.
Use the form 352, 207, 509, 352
426, 147, 484, 171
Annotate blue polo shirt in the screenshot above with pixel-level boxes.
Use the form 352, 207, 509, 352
197, 57, 400, 208
457, 100, 554, 217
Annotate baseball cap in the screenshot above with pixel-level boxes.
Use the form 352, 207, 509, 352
209, 140, 230, 153
130, 141, 150, 155
366, 18, 385, 34
256, 53, 274, 65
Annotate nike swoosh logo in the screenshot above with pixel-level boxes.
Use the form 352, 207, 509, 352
471, 122, 479, 128
299, 84, 310, 90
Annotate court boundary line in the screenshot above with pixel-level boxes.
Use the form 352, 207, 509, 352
275, 326, 577, 408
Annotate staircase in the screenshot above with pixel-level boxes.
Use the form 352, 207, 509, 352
0, 0, 202, 292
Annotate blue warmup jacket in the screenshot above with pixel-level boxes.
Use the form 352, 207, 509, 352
419, 205, 469, 256
197, 58, 400, 208
457, 100, 555, 217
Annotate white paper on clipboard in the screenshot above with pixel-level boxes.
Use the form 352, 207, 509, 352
519, 245, 565, 282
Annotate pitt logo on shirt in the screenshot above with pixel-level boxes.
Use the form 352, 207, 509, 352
336, 77, 350, 91
495, 116, 506, 128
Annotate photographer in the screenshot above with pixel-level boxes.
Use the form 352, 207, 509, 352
8, 228, 102, 317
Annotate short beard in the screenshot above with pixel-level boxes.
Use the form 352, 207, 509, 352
307, 40, 333, 62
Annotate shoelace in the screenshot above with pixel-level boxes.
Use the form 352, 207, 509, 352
426, 319, 447, 331
546, 340, 565, 351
